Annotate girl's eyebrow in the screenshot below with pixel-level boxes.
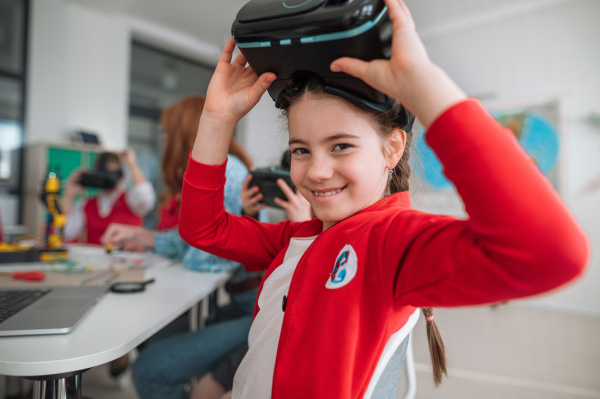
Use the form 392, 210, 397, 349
289, 133, 361, 147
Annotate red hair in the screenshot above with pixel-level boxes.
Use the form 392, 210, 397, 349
161, 96, 253, 203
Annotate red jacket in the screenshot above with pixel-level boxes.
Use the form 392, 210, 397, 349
84, 193, 142, 244
179, 99, 588, 398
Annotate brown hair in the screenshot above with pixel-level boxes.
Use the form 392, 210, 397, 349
277, 73, 447, 386
161, 96, 253, 202
94, 152, 121, 170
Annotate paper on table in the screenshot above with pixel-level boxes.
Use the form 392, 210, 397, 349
0, 268, 147, 288
0, 244, 169, 288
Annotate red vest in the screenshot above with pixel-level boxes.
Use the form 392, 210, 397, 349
84, 192, 142, 244
157, 193, 180, 231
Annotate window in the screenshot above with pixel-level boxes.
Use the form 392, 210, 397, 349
0, 0, 29, 227
128, 41, 215, 228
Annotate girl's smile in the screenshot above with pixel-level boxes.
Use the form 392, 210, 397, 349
288, 93, 396, 230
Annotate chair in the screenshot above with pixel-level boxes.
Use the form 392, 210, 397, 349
402, 332, 417, 399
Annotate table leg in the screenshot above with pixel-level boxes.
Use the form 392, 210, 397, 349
189, 302, 199, 332
27, 370, 85, 399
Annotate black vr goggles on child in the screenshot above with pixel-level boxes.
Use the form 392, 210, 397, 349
231, 0, 415, 131
78, 152, 123, 189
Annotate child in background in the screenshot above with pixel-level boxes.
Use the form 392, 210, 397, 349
101, 96, 261, 399
63, 149, 155, 244
179, 0, 588, 398
241, 149, 313, 223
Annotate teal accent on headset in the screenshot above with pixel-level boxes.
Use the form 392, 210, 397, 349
283, 0, 313, 9
237, 6, 387, 49
238, 41, 273, 48
300, 7, 386, 44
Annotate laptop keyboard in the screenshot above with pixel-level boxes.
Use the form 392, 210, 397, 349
0, 289, 52, 324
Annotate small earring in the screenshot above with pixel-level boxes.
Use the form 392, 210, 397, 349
388, 169, 394, 175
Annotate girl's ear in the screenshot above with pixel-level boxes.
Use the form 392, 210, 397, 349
385, 128, 407, 169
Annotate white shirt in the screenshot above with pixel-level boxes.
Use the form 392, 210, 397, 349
232, 236, 316, 399
63, 181, 155, 241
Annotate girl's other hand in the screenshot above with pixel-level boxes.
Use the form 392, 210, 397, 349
203, 37, 276, 125
330, 0, 431, 100
274, 179, 313, 223
330, 0, 466, 127
241, 174, 266, 217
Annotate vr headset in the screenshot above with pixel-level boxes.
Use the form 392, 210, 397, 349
78, 170, 122, 189
249, 167, 296, 209
78, 152, 123, 189
232, 0, 415, 130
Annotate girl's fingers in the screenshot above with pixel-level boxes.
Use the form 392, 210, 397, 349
273, 197, 290, 210
219, 37, 236, 64
232, 50, 248, 67
276, 179, 295, 200
384, 0, 413, 27
242, 174, 252, 190
247, 72, 276, 104
251, 192, 264, 202
330, 57, 369, 81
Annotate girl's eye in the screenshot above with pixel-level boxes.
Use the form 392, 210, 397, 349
333, 144, 351, 151
292, 148, 309, 155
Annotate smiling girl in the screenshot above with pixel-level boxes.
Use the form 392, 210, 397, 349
178, 0, 588, 397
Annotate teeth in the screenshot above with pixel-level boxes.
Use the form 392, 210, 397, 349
313, 188, 342, 197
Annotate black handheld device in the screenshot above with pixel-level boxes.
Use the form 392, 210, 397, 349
249, 167, 296, 209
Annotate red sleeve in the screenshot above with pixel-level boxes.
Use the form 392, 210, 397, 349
178, 155, 297, 271
386, 99, 589, 307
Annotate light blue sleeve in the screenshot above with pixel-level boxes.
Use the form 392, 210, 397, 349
154, 228, 189, 260
156, 155, 250, 273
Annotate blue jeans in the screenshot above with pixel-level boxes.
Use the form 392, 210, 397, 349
132, 288, 257, 399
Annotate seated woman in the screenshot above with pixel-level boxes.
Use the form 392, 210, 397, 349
101, 96, 267, 399
62, 149, 155, 244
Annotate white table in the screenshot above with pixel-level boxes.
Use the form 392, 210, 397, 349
0, 253, 230, 397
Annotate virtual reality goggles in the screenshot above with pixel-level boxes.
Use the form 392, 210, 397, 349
78, 169, 122, 189
232, 0, 415, 131
78, 152, 123, 189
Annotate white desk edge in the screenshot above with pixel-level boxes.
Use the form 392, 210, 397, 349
0, 263, 231, 377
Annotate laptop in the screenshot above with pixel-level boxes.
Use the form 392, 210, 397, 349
0, 286, 108, 337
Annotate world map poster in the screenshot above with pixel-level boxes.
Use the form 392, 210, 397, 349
410, 100, 562, 218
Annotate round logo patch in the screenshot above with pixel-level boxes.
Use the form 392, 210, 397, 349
325, 244, 357, 289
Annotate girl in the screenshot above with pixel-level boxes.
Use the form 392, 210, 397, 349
178, 0, 588, 398
63, 149, 155, 244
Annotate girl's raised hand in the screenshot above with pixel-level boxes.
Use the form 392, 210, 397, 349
204, 37, 276, 125
330, 0, 465, 127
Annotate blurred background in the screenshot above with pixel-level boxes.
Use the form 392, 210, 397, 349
0, 0, 598, 398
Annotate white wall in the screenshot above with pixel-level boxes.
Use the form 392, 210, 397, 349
26, 0, 130, 149
26, 0, 131, 150
25, 0, 221, 150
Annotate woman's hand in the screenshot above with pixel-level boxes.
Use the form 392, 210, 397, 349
330, 0, 466, 127
273, 179, 313, 223
101, 223, 155, 252
203, 37, 276, 125
65, 170, 85, 198
119, 148, 138, 169
241, 175, 266, 217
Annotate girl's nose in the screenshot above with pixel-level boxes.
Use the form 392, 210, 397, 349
306, 156, 333, 182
